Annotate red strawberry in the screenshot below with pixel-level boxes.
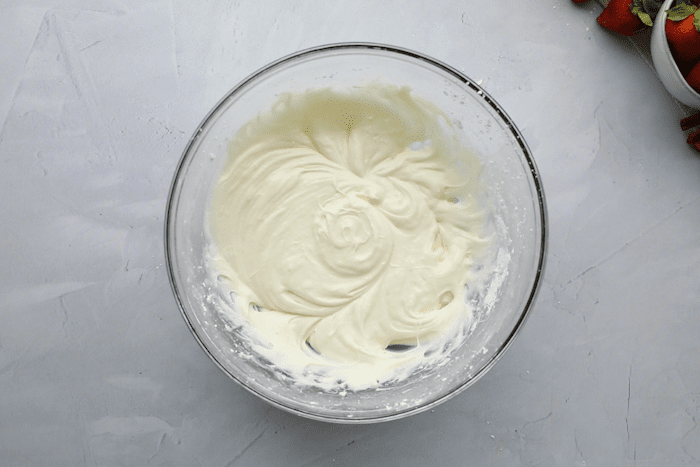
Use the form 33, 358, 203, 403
685, 60, 700, 93
597, 0, 650, 36
681, 112, 700, 130
665, 5, 700, 63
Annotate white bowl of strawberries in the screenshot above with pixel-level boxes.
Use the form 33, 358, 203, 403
651, 0, 700, 108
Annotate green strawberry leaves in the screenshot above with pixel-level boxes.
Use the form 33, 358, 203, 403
631, 0, 663, 26
666, 3, 698, 22
666, 2, 700, 32
632, 7, 654, 26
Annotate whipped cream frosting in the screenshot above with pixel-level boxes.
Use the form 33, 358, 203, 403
208, 85, 489, 388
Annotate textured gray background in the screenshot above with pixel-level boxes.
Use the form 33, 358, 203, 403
1, 0, 699, 465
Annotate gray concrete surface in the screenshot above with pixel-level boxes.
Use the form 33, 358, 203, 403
1, 0, 699, 465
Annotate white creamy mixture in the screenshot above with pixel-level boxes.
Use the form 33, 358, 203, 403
209, 85, 490, 388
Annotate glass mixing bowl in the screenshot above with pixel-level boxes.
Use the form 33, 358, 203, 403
165, 43, 547, 423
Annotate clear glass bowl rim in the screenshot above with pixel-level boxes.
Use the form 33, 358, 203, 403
164, 42, 548, 423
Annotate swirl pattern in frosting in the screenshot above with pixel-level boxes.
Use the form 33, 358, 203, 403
209, 85, 487, 386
